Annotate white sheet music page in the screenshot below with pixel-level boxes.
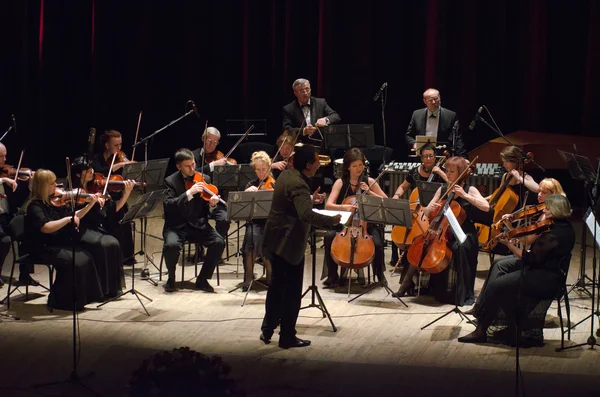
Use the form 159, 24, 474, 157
444, 206, 467, 244
585, 208, 600, 248
313, 209, 353, 225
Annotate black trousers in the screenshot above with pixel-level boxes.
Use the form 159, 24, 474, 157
162, 225, 224, 280
0, 215, 32, 279
79, 229, 125, 296
261, 251, 304, 341
210, 203, 230, 240
473, 255, 519, 316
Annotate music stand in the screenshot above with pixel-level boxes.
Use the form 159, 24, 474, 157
123, 158, 170, 187
323, 124, 374, 149
97, 189, 166, 316
226, 190, 273, 306
213, 164, 256, 191
226, 119, 267, 137
417, 181, 444, 208
351, 195, 411, 305
558, 150, 597, 298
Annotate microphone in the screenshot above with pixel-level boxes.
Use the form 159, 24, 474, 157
372, 82, 388, 102
190, 101, 200, 118
573, 143, 578, 154
11, 114, 16, 134
468, 106, 484, 131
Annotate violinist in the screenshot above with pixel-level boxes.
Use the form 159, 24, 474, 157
466, 178, 567, 317
191, 126, 231, 242
393, 156, 489, 305
22, 170, 108, 311
162, 149, 225, 293
459, 194, 575, 344
240, 151, 275, 291
91, 130, 136, 265
271, 130, 295, 179
321, 148, 387, 288
0, 143, 33, 287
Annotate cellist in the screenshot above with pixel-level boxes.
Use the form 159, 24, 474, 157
321, 148, 387, 288
240, 151, 275, 291
393, 156, 489, 305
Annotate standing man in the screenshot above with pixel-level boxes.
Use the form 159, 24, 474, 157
405, 88, 465, 157
260, 144, 341, 348
162, 149, 225, 293
282, 78, 341, 143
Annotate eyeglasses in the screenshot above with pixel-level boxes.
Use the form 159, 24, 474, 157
422, 154, 435, 159
206, 139, 219, 145
255, 168, 269, 173
424, 97, 440, 103
295, 88, 311, 94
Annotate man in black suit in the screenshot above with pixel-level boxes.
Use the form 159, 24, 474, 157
282, 78, 341, 143
260, 145, 341, 349
162, 148, 225, 293
405, 88, 465, 157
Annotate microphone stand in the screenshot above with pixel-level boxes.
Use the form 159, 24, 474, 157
134, 107, 197, 282
475, 110, 543, 397
0, 123, 14, 142
379, 85, 388, 168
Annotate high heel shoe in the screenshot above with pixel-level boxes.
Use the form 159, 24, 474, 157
392, 280, 414, 298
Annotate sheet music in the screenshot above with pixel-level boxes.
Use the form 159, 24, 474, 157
444, 207, 467, 244
313, 209, 353, 225
585, 208, 600, 248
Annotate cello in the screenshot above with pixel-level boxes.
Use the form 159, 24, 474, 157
407, 157, 477, 274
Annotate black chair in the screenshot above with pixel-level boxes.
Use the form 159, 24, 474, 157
1, 214, 54, 311
235, 142, 277, 164
158, 241, 220, 286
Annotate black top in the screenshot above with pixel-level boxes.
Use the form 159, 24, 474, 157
405, 166, 444, 188
162, 170, 213, 232
523, 219, 575, 274
282, 97, 341, 144
335, 174, 368, 205
91, 152, 122, 177
440, 184, 477, 235
25, 199, 79, 253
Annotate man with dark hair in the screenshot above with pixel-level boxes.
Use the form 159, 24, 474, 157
282, 78, 341, 143
161, 148, 225, 293
405, 88, 465, 157
260, 144, 342, 348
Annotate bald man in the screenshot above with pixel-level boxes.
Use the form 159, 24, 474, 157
405, 88, 465, 157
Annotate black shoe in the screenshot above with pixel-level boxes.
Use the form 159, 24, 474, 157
322, 277, 339, 288
279, 337, 311, 349
163, 279, 176, 293
260, 332, 271, 344
195, 278, 215, 293
458, 331, 487, 344
18, 276, 40, 287
357, 277, 366, 286
464, 304, 479, 316
0, 278, 4, 288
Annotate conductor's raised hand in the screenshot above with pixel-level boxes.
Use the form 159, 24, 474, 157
312, 186, 326, 204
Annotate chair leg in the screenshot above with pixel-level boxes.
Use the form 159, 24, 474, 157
565, 293, 571, 340
3, 260, 18, 309
557, 297, 565, 349
194, 243, 199, 278
159, 251, 164, 281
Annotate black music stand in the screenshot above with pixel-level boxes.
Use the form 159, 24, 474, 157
417, 181, 444, 208
351, 195, 411, 306
226, 190, 273, 306
323, 124, 374, 149
123, 158, 169, 188
97, 190, 166, 316
226, 119, 267, 137
213, 164, 255, 191
558, 150, 597, 298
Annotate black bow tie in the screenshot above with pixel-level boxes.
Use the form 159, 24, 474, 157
302, 104, 310, 109
429, 113, 437, 119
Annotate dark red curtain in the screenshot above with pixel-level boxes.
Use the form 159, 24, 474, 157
0, 0, 598, 172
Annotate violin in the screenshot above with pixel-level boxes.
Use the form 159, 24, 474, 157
86, 173, 146, 194
49, 188, 109, 207
0, 164, 34, 181
204, 150, 237, 166
491, 203, 546, 230
257, 176, 275, 191
407, 157, 477, 274
484, 219, 553, 251
185, 172, 228, 206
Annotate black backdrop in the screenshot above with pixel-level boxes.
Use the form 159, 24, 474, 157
1, 0, 599, 174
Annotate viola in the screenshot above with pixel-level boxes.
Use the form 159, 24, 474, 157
49, 188, 109, 207
185, 172, 227, 206
491, 203, 546, 230
257, 176, 275, 191
484, 219, 553, 251
204, 150, 237, 166
86, 173, 146, 194
0, 164, 34, 181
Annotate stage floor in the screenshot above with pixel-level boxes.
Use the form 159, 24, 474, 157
2, 206, 600, 396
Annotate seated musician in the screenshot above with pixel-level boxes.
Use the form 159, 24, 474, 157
191, 126, 231, 243
459, 194, 575, 344
271, 131, 295, 180
23, 170, 117, 310
393, 157, 489, 305
488, 146, 540, 203
241, 151, 274, 291
162, 149, 225, 293
0, 143, 35, 287
321, 147, 387, 287
467, 178, 566, 316
91, 130, 135, 265
282, 78, 341, 144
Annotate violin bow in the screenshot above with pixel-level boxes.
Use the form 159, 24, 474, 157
223, 124, 254, 159
130, 111, 142, 161
103, 153, 118, 197
65, 157, 77, 210
13, 150, 25, 186
201, 120, 208, 168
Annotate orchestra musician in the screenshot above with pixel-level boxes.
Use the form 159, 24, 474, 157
240, 151, 275, 291
271, 130, 295, 179
389, 142, 448, 272
91, 130, 136, 265
488, 146, 540, 204
405, 88, 465, 157
458, 194, 575, 344
23, 170, 116, 311
393, 156, 489, 305
191, 126, 231, 243
162, 149, 225, 293
0, 143, 34, 287
466, 178, 567, 317
260, 144, 341, 349
321, 148, 388, 288
282, 78, 341, 144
